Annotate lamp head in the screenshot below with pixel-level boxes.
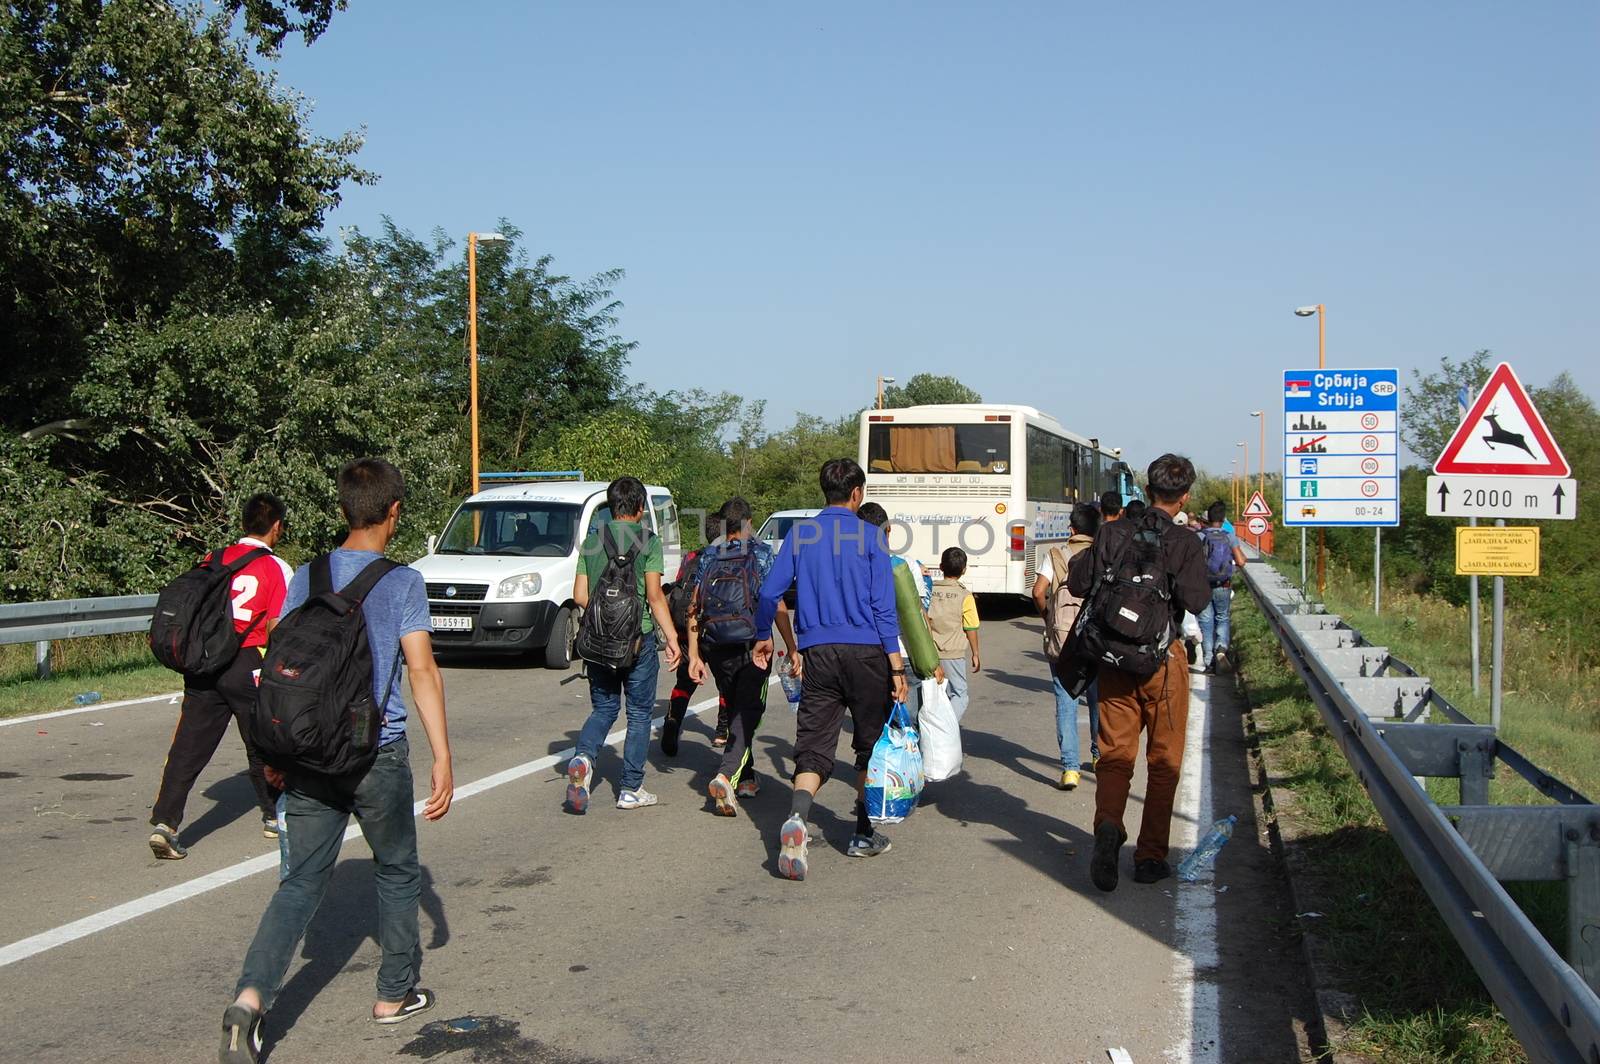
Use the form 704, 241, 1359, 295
475, 232, 507, 244
881, 376, 896, 385
1294, 305, 1319, 317
1250, 410, 1263, 417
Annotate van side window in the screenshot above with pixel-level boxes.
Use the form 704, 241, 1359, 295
650, 495, 681, 546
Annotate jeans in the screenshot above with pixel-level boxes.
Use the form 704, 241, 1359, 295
941, 658, 970, 721
236, 738, 421, 1010
1053, 673, 1100, 772
577, 630, 660, 791
1198, 586, 1232, 664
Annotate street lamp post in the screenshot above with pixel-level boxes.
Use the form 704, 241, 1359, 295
1294, 303, 1327, 595
468, 231, 507, 496
1250, 410, 1265, 501
1230, 458, 1239, 513
1237, 440, 1247, 513
876, 375, 897, 411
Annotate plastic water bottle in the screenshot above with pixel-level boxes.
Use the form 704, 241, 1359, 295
778, 652, 803, 706
73, 691, 103, 706
1177, 815, 1237, 882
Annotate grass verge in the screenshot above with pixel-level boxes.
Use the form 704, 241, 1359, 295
1267, 558, 1599, 802
0, 634, 176, 719
1234, 592, 1529, 1063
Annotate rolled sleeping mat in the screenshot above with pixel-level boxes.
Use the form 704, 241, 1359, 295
893, 560, 940, 677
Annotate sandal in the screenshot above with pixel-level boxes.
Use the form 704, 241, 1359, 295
373, 987, 435, 1025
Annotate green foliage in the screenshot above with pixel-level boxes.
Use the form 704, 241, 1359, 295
531, 409, 679, 488
1402, 350, 1493, 463
0, 0, 369, 423
882, 373, 983, 408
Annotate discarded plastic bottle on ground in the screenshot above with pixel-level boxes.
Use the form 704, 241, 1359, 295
73, 691, 103, 706
778, 652, 803, 706
1177, 814, 1237, 882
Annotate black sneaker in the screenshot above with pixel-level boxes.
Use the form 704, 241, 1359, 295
1090, 821, 1124, 892
1133, 859, 1172, 884
846, 831, 892, 858
660, 712, 684, 757
219, 1003, 263, 1063
1185, 639, 1198, 665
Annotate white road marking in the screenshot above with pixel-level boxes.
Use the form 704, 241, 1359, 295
0, 690, 730, 970
0, 690, 183, 728
1166, 673, 1220, 1064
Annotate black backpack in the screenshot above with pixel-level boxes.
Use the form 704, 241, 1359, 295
149, 546, 272, 678
665, 548, 702, 633
249, 555, 401, 779
696, 541, 761, 647
575, 523, 649, 670
1063, 511, 1174, 683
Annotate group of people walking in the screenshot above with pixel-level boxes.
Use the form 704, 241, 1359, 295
136, 450, 1233, 1062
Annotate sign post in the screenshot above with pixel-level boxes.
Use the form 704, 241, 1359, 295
1428, 363, 1576, 730
1461, 386, 1480, 695
1282, 368, 1401, 601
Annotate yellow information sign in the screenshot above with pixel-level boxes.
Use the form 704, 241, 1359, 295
1455, 526, 1540, 576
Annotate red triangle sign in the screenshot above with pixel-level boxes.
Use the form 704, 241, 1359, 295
1242, 491, 1273, 517
1433, 362, 1570, 476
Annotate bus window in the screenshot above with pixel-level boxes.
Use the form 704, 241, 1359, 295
867, 423, 1011, 474
1027, 426, 1070, 502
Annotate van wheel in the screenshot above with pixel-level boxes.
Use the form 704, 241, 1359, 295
544, 607, 578, 670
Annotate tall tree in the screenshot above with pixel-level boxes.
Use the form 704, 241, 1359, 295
1401, 351, 1493, 465
882, 373, 983, 408
0, 0, 367, 426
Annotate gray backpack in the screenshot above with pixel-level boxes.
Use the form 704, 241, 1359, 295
1044, 541, 1092, 659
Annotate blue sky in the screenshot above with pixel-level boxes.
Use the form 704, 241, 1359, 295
274, 1, 1597, 474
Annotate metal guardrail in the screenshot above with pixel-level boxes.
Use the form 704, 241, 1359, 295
1241, 558, 1600, 1063
0, 595, 155, 678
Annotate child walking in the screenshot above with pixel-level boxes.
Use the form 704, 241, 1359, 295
925, 547, 980, 719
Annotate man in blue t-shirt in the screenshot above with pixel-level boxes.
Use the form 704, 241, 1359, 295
752, 458, 907, 882
221, 459, 454, 1062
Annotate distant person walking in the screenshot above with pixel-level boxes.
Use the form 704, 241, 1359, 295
687, 497, 797, 816
753, 458, 906, 881
220, 459, 454, 1061
1071, 454, 1208, 891
148, 493, 293, 860
1098, 490, 1123, 522
1197, 500, 1249, 674
662, 506, 728, 757
925, 547, 981, 720
565, 476, 682, 813
1033, 502, 1100, 790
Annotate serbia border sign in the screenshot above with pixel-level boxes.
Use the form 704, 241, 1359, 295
1282, 368, 1400, 527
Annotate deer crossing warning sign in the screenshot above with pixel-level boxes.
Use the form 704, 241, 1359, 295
1432, 362, 1570, 477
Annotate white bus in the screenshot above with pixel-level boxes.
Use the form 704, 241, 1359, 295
859, 404, 1142, 596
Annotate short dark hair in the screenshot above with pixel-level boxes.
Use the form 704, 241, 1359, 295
338, 459, 405, 530
721, 496, 752, 536
1071, 502, 1101, 538
607, 476, 647, 519
1098, 490, 1123, 518
703, 503, 727, 542
1146, 453, 1196, 504
857, 502, 888, 527
819, 458, 866, 505
1207, 500, 1227, 525
940, 546, 967, 578
1123, 499, 1147, 521
241, 493, 285, 537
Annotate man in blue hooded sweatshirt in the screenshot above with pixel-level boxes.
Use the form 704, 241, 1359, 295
752, 458, 907, 881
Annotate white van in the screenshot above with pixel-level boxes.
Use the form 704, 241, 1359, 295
410, 474, 682, 668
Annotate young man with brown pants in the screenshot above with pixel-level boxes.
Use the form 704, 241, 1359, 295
1070, 454, 1209, 890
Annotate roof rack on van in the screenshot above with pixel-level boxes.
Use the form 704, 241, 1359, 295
479, 470, 586, 485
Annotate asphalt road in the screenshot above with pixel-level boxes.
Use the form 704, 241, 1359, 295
0, 606, 1315, 1063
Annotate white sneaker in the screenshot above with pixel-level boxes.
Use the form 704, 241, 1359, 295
616, 787, 659, 810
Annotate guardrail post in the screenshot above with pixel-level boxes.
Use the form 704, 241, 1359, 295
35, 640, 51, 680
1570, 821, 1600, 995
1457, 738, 1491, 807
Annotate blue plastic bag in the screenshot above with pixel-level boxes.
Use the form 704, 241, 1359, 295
865, 702, 924, 824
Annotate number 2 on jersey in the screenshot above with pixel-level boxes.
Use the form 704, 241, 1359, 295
231, 574, 260, 622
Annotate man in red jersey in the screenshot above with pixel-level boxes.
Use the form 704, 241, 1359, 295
148, 493, 295, 860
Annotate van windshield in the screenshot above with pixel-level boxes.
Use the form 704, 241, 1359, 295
438, 502, 582, 557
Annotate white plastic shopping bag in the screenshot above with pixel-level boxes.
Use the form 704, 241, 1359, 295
918, 678, 963, 782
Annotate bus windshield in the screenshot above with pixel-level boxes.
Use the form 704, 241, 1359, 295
866, 423, 1012, 475
438, 502, 582, 557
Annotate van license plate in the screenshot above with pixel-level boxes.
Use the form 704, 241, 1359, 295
431, 616, 473, 631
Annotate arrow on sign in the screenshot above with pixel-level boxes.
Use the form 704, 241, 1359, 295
1555, 483, 1565, 515
1436, 480, 1450, 511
